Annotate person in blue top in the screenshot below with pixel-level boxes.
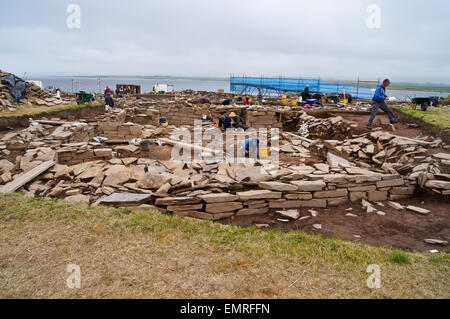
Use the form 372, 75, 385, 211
257, 87, 263, 103
367, 79, 398, 130
242, 138, 260, 157
218, 112, 232, 130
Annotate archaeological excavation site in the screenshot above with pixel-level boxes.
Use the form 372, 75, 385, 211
0, 88, 449, 252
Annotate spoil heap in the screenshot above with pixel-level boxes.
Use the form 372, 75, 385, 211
0, 69, 66, 108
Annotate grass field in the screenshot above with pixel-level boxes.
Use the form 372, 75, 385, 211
0, 102, 104, 118
0, 193, 448, 299
394, 107, 450, 133
389, 84, 450, 93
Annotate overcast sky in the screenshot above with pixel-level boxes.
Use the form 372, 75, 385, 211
1, 0, 449, 83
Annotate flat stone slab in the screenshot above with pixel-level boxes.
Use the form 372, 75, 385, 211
94, 148, 112, 157
406, 205, 431, 215
205, 202, 243, 214
173, 211, 234, 221
424, 239, 448, 245
432, 153, 450, 161
376, 178, 404, 188
236, 208, 269, 216
291, 180, 325, 192
300, 199, 327, 208
314, 189, 348, 199
64, 194, 90, 204
0, 159, 14, 170
78, 167, 105, 182
275, 209, 300, 220
167, 204, 204, 212
345, 167, 379, 176
258, 181, 298, 192
269, 200, 301, 209
425, 180, 450, 190
237, 190, 282, 201
284, 193, 313, 200
327, 152, 351, 169
0, 160, 55, 194
156, 196, 202, 206
388, 201, 404, 210
198, 193, 239, 203
100, 193, 152, 206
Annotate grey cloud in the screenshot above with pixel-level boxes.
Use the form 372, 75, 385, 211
0, 0, 449, 83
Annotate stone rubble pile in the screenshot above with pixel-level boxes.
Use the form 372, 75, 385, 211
295, 111, 351, 138
0, 94, 449, 223
0, 69, 67, 108
323, 130, 450, 195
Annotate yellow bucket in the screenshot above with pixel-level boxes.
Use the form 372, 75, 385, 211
439, 104, 443, 108
342, 99, 348, 104
292, 100, 298, 106
259, 148, 270, 158
322, 97, 326, 103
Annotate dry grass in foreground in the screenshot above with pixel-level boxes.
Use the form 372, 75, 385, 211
0, 194, 448, 299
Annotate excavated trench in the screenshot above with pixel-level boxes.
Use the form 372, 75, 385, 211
1, 104, 449, 252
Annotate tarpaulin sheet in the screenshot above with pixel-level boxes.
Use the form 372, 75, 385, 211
1, 75, 26, 103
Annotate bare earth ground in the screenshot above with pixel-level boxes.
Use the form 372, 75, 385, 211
0, 194, 448, 299
223, 193, 450, 252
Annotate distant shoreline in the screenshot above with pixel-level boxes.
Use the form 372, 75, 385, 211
388, 86, 450, 93
37, 76, 450, 93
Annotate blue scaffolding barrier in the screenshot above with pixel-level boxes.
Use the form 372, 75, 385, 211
230, 76, 378, 99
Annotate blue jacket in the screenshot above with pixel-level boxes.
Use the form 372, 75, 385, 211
242, 138, 260, 152
372, 84, 387, 102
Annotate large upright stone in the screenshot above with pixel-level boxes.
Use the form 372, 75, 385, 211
368, 190, 388, 202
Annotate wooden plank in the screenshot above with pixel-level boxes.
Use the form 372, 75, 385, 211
0, 161, 55, 194
284, 132, 317, 145
159, 138, 217, 154
35, 120, 72, 126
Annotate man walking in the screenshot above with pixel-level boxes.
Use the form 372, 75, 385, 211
367, 79, 397, 130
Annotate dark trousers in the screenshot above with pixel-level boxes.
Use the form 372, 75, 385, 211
368, 101, 396, 126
